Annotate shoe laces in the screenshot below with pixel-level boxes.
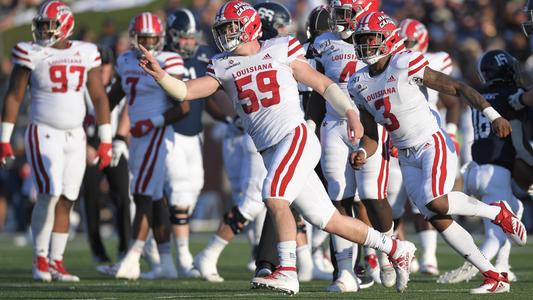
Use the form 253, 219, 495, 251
390, 253, 409, 271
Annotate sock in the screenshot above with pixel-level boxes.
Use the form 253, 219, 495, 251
277, 240, 297, 268
417, 230, 438, 264
480, 219, 506, 261
332, 234, 354, 272
175, 237, 193, 269
364, 228, 394, 256
157, 242, 171, 255
131, 240, 145, 256
446, 191, 500, 220
312, 228, 329, 251
31, 195, 59, 258
296, 245, 313, 276
49, 232, 69, 261
440, 221, 494, 273
203, 235, 228, 262
142, 236, 160, 267
495, 240, 511, 270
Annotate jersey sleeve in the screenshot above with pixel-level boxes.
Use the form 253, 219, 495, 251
406, 52, 429, 86
87, 43, 102, 70
205, 58, 221, 84
287, 36, 305, 65
162, 53, 184, 76
439, 53, 453, 75
11, 42, 35, 70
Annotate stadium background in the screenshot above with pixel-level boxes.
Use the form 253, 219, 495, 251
0, 0, 531, 259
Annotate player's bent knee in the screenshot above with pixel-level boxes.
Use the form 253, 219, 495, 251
169, 206, 190, 225
426, 196, 449, 215
223, 206, 249, 234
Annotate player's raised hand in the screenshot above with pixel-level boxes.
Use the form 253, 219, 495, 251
350, 149, 367, 170
346, 109, 363, 144
0, 142, 14, 167
491, 117, 512, 138
137, 44, 165, 81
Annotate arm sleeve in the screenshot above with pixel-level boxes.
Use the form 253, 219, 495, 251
407, 52, 429, 86
162, 53, 185, 76
88, 44, 102, 70
206, 59, 222, 85
11, 42, 34, 70
287, 37, 306, 65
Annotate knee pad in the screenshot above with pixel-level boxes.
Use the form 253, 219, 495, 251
224, 206, 249, 234
169, 206, 190, 225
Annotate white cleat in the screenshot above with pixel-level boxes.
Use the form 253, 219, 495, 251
437, 261, 478, 284
420, 263, 439, 276
96, 264, 118, 276
32, 256, 52, 282
326, 270, 359, 292
410, 256, 420, 273
193, 252, 224, 282
389, 240, 416, 293
177, 267, 201, 278
247, 256, 256, 272
140, 257, 177, 280
491, 201, 527, 246
251, 266, 299, 295
313, 248, 334, 273
365, 254, 381, 284
114, 253, 141, 280
470, 271, 510, 294
379, 252, 396, 288
312, 266, 332, 281
49, 260, 80, 282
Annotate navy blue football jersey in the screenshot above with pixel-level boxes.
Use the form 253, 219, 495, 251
172, 45, 214, 136
472, 85, 528, 170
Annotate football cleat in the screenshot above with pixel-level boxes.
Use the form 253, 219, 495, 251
410, 256, 420, 273
437, 261, 478, 284
470, 271, 510, 294
114, 253, 141, 280
177, 267, 201, 278
389, 240, 416, 293
491, 201, 527, 246
32, 256, 52, 282
326, 269, 359, 292
365, 254, 381, 284
251, 266, 299, 295
140, 254, 177, 280
379, 252, 396, 288
193, 251, 224, 282
49, 260, 80, 282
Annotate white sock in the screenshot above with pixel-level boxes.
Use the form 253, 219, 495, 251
203, 235, 228, 262
417, 230, 438, 263
277, 240, 297, 268
495, 239, 511, 270
332, 234, 354, 272
440, 221, 494, 273
31, 195, 59, 258
480, 219, 506, 261
446, 191, 500, 220
175, 237, 193, 269
297, 244, 313, 274
131, 240, 145, 255
364, 228, 394, 256
49, 232, 69, 261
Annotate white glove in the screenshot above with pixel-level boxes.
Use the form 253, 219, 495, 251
110, 138, 128, 167
508, 88, 526, 110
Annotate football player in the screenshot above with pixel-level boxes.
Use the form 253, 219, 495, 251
349, 12, 526, 294
0, 0, 113, 281
139, 1, 416, 295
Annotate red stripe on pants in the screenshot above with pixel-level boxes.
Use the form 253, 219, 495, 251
134, 128, 160, 194
33, 125, 50, 193
270, 125, 301, 197
279, 124, 307, 197
436, 131, 448, 195
27, 125, 43, 193
141, 127, 166, 193
431, 133, 441, 197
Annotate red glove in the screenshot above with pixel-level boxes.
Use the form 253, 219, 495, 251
448, 133, 460, 153
0, 142, 14, 167
130, 119, 155, 138
96, 142, 112, 170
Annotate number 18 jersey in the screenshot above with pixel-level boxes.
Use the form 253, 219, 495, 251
348, 51, 441, 149
12, 41, 101, 130
207, 36, 306, 151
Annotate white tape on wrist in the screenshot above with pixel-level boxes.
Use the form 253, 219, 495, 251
482, 107, 502, 123
0, 122, 14, 143
306, 119, 317, 132
150, 115, 165, 127
357, 148, 367, 160
157, 73, 187, 102
323, 83, 354, 117
98, 124, 113, 143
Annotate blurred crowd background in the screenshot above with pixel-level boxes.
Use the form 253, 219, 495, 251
0, 0, 532, 241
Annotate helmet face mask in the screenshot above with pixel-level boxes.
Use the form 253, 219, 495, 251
354, 32, 388, 65
212, 1, 262, 52
129, 12, 165, 58
213, 19, 245, 52
31, 1, 74, 47
353, 12, 399, 65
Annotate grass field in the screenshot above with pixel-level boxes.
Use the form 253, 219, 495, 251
0, 233, 532, 299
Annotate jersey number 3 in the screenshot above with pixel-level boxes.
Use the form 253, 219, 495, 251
375, 96, 400, 131
235, 70, 280, 114
49, 65, 85, 93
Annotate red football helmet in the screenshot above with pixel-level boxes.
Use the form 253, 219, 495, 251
329, 0, 380, 39
32, 0, 74, 47
399, 18, 429, 53
212, 1, 262, 52
129, 12, 165, 56
353, 11, 401, 64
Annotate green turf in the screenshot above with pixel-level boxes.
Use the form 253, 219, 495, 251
0, 234, 531, 299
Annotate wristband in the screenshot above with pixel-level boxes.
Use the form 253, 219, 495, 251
157, 73, 187, 102
357, 148, 367, 160
446, 123, 458, 135
98, 124, 112, 143
0, 122, 14, 143
150, 115, 165, 127
482, 106, 501, 123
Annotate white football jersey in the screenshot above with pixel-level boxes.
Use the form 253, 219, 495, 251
348, 51, 441, 149
115, 50, 184, 124
297, 42, 315, 95
425, 51, 453, 109
313, 32, 361, 119
207, 36, 306, 151
12, 41, 101, 129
